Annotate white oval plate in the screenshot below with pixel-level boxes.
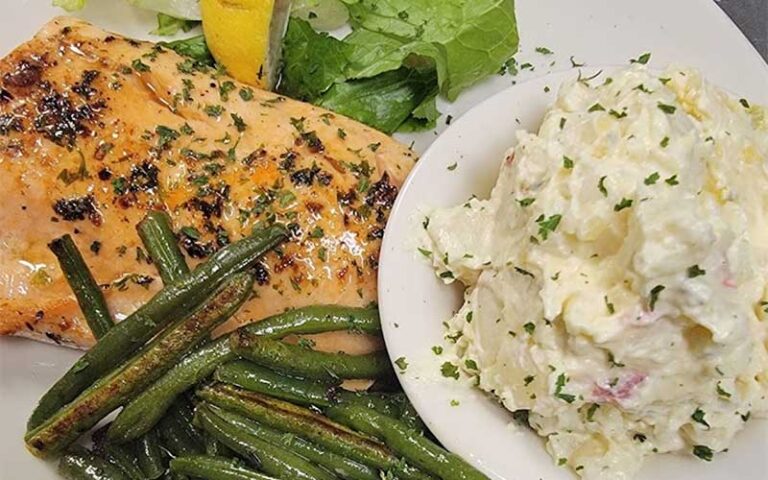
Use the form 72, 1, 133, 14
378, 69, 768, 480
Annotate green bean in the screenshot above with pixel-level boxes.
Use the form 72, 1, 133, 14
137, 211, 190, 284
196, 404, 338, 480
136, 430, 166, 479
326, 404, 487, 480
25, 273, 255, 458
244, 306, 381, 337
204, 431, 234, 457
215, 360, 407, 418
111, 305, 379, 443
197, 383, 432, 480
210, 405, 379, 480
109, 337, 234, 443
28, 225, 287, 431
231, 332, 393, 381
159, 400, 204, 457
48, 235, 114, 340
170, 455, 279, 480
103, 443, 144, 480
58, 448, 129, 480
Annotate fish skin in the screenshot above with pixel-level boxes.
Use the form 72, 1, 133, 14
0, 17, 415, 352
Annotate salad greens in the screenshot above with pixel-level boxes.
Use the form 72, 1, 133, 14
279, 0, 518, 133
152, 13, 199, 36
52, 0, 518, 134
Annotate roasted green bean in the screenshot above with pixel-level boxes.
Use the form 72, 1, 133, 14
136, 430, 166, 479
58, 448, 128, 480
137, 211, 190, 284
28, 225, 286, 431
197, 383, 432, 480
244, 306, 380, 338
48, 235, 114, 339
170, 455, 279, 480
111, 305, 380, 443
196, 404, 338, 480
326, 404, 487, 480
25, 273, 255, 457
230, 332, 392, 381
210, 404, 379, 480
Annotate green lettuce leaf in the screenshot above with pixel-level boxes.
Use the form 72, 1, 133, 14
152, 13, 200, 37
344, 0, 518, 100
318, 68, 436, 134
279, 19, 351, 101
161, 35, 214, 65
398, 92, 440, 132
53, 0, 87, 11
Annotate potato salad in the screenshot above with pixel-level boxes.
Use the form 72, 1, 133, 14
421, 65, 768, 479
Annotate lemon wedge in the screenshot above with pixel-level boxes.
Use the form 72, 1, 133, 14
201, 0, 291, 89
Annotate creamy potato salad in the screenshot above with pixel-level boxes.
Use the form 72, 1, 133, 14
421, 65, 768, 479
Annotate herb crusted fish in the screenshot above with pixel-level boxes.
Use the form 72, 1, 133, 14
0, 17, 416, 350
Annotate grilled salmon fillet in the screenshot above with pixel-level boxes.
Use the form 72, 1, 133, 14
0, 17, 416, 351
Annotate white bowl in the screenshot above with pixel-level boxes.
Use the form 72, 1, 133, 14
377, 69, 768, 480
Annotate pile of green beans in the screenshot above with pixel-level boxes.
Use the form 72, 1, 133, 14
27, 211, 489, 480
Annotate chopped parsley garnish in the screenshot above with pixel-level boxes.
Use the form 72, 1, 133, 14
665, 174, 679, 186
112, 177, 128, 195
604, 296, 615, 314
535, 46, 554, 55
609, 109, 627, 119
559, 117, 566, 129
231, 113, 247, 132
465, 311, 474, 323
523, 322, 536, 335
239, 87, 254, 101
308, 226, 325, 239
586, 403, 599, 421
649, 284, 665, 311
739, 98, 750, 109
219, 81, 236, 101
588, 103, 606, 112
687, 265, 706, 278
439, 271, 454, 280
417, 248, 432, 258
515, 267, 535, 278
716, 382, 731, 398
337, 128, 347, 139
644, 172, 660, 185
465, 359, 478, 370
569, 56, 585, 68
517, 197, 535, 207
536, 214, 562, 240
204, 105, 224, 117
630, 52, 651, 65
691, 408, 710, 428
607, 351, 624, 367
131, 59, 150, 72
634, 83, 652, 93
394, 356, 408, 371
441, 362, 460, 380
554, 373, 575, 403
524, 375, 535, 386
447, 162, 458, 171
692, 445, 713, 461
563, 156, 574, 169
558, 458, 567, 466
432, 345, 443, 355
657, 102, 677, 114
155, 126, 180, 148
660, 136, 670, 148
659, 77, 671, 85
450, 399, 460, 406
613, 198, 633, 211
598, 176, 608, 196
